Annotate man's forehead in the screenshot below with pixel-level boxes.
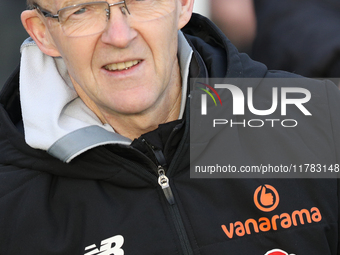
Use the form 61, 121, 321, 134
44, 0, 90, 9
60, 0, 93, 8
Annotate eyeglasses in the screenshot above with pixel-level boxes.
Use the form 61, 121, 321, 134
33, 0, 175, 37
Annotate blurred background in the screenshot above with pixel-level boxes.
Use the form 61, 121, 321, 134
0, 0, 28, 88
2, 0, 340, 89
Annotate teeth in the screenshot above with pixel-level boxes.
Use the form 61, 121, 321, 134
110, 63, 118, 70
105, 60, 140, 71
125, 61, 133, 68
117, 62, 125, 70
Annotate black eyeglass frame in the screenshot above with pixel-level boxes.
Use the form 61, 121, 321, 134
32, 1, 130, 23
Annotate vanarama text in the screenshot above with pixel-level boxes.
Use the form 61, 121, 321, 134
221, 207, 322, 239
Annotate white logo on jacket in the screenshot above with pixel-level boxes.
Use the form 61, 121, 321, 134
84, 235, 124, 255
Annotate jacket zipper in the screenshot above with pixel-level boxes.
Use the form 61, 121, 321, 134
157, 166, 175, 205
142, 139, 194, 255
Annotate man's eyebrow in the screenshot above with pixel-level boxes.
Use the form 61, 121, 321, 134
60, 0, 91, 8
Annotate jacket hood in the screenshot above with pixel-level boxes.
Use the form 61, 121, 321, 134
183, 13, 268, 79
182, 14, 270, 162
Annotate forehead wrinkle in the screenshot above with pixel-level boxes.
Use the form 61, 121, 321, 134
42, 0, 86, 11
60, 0, 100, 9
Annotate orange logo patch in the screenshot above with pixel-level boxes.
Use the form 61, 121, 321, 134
221, 184, 322, 239
254, 185, 279, 212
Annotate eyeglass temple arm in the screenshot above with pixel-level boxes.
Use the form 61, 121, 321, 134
32, 4, 59, 19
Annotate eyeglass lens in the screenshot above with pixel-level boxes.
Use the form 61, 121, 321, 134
58, 0, 175, 37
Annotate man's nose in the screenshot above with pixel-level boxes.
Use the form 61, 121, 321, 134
101, 6, 137, 48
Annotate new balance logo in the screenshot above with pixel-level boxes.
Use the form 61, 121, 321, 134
84, 235, 124, 255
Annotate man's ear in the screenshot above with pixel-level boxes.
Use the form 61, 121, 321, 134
178, 0, 194, 30
21, 10, 61, 57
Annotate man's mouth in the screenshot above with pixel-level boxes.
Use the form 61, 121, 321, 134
104, 60, 141, 71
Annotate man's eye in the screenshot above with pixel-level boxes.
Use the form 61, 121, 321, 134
73, 7, 87, 15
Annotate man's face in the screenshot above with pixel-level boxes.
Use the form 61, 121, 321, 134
43, 0, 184, 117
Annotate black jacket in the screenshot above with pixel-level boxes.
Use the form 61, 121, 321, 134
0, 14, 339, 255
